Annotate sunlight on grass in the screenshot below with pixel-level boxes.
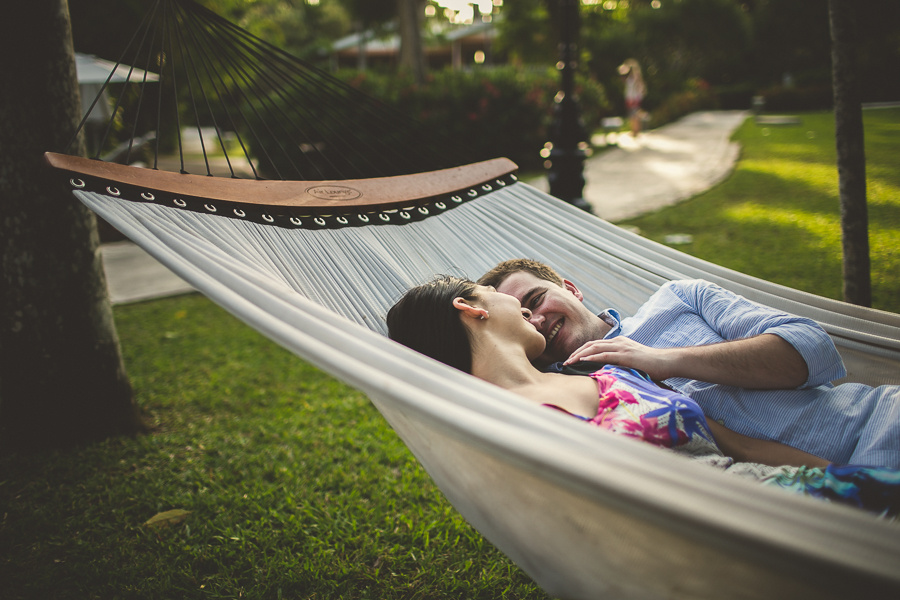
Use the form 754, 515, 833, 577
741, 159, 838, 196
867, 177, 900, 210
621, 108, 900, 314
723, 203, 842, 254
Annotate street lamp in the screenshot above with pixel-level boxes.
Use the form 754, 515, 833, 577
547, 0, 591, 212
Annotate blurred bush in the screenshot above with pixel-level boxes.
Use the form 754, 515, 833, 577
713, 83, 757, 110
759, 85, 834, 112
335, 67, 611, 171
648, 79, 718, 129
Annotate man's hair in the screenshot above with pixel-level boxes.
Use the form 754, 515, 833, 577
477, 258, 564, 289
387, 275, 480, 374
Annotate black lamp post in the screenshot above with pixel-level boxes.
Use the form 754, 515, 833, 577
547, 0, 591, 212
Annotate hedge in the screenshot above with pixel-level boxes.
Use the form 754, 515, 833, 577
647, 78, 718, 129
335, 67, 611, 171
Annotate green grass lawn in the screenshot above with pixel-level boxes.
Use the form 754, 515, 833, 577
619, 107, 900, 314
0, 294, 547, 599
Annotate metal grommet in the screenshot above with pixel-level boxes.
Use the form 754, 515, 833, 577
173, 198, 187, 207
358, 214, 370, 223
290, 217, 302, 226
451, 195, 462, 203
399, 211, 410, 220
510, 173, 518, 181
204, 204, 217, 213
496, 179, 506, 187
234, 209, 246, 217
336, 216, 348, 225
70, 178, 85, 189
481, 184, 492, 191
467, 189, 478, 197
435, 202, 446, 210
141, 192, 155, 201
262, 214, 274, 223
106, 186, 121, 196
379, 213, 390, 222
314, 217, 326, 226
418, 206, 429, 215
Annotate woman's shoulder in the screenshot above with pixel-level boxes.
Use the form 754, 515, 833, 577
515, 372, 601, 419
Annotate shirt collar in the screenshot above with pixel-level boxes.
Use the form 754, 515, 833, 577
599, 308, 622, 338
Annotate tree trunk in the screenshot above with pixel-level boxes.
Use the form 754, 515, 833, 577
397, 0, 426, 84
357, 21, 368, 71
828, 0, 871, 306
0, 0, 144, 453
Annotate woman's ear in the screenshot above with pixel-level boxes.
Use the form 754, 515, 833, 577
452, 297, 489, 321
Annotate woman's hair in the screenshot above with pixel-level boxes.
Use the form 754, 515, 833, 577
618, 58, 642, 78
387, 275, 479, 373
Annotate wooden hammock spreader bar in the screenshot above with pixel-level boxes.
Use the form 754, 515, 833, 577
45, 153, 518, 214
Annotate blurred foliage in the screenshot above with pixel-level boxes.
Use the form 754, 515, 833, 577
193, 0, 353, 60
341, 0, 395, 29
70, 0, 355, 65
333, 67, 611, 170
758, 84, 834, 112
65, 0, 900, 166
498, 0, 900, 116
493, 0, 559, 65
647, 78, 718, 129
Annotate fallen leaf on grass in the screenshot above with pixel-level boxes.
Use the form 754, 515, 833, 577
144, 509, 191, 528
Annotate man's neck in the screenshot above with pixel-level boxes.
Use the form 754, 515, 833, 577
594, 318, 613, 340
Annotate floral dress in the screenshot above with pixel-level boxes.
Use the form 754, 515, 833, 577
547, 365, 900, 519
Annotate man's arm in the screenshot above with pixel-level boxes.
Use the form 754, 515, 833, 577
591, 280, 845, 389
564, 333, 808, 389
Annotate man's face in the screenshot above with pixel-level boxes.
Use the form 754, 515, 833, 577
496, 271, 609, 365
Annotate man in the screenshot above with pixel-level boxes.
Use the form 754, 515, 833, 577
478, 258, 900, 468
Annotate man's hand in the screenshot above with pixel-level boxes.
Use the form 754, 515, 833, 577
565, 337, 680, 380
565, 334, 809, 390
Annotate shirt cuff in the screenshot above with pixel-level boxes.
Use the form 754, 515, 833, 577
766, 323, 846, 388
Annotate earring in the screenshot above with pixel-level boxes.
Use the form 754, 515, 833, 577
480, 310, 489, 320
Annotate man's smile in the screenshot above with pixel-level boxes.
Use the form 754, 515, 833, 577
546, 320, 563, 344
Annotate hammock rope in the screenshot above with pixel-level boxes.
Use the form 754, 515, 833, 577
67, 0, 473, 182
65, 0, 160, 156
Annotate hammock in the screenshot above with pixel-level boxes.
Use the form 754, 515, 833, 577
48, 2, 900, 597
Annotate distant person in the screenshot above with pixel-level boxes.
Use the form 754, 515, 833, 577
618, 59, 646, 136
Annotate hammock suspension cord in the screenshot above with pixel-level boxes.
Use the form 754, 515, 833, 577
64, 0, 474, 182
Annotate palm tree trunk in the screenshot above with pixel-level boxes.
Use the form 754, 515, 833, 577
828, 0, 871, 306
0, 0, 144, 453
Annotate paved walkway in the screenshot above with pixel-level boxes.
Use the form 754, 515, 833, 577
101, 110, 750, 304
101, 241, 195, 305
529, 110, 748, 220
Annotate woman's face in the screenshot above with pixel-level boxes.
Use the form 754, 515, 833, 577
470, 285, 547, 360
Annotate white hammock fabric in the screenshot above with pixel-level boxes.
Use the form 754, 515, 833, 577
77, 183, 900, 599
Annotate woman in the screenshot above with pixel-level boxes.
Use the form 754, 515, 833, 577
388, 276, 900, 517
619, 59, 646, 137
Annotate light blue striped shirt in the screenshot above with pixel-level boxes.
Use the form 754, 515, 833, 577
603, 280, 900, 467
